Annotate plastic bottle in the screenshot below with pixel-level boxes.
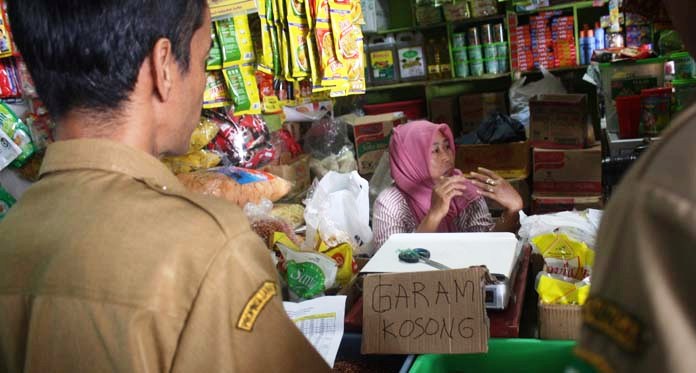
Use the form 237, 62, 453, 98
579, 30, 588, 65
586, 29, 596, 64
368, 34, 400, 85
594, 22, 605, 50
426, 37, 441, 80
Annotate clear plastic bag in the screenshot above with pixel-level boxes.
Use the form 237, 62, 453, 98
244, 198, 299, 248
518, 209, 603, 252
509, 67, 566, 128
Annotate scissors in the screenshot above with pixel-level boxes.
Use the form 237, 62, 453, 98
398, 248, 451, 270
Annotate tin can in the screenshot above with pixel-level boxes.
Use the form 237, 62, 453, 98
481, 24, 493, 44
452, 33, 467, 49
493, 23, 505, 43
467, 45, 483, 60
467, 27, 480, 46
485, 58, 500, 74
469, 59, 484, 76
483, 43, 497, 59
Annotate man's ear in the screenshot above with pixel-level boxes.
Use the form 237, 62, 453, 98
151, 38, 174, 102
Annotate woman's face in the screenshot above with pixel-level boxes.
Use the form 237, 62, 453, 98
429, 130, 454, 180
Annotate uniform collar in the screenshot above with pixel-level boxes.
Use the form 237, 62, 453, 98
39, 139, 184, 192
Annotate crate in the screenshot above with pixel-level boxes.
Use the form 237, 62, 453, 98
409, 339, 576, 373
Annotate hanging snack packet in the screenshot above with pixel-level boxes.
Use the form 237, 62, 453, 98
161, 149, 222, 174
0, 185, 15, 221
348, 0, 366, 94
329, 0, 359, 96
257, 0, 275, 75
203, 71, 232, 109
209, 114, 277, 169
222, 63, 262, 116
0, 8, 13, 59
288, 22, 311, 79
215, 15, 255, 68
206, 25, 223, 70
189, 117, 220, 152
304, 0, 324, 92
0, 126, 21, 171
532, 232, 595, 281
0, 102, 34, 167
315, 0, 348, 91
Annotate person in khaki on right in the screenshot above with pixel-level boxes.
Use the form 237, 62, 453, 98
0, 1, 329, 372
573, 0, 696, 372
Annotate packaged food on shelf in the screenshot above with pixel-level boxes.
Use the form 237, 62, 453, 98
0, 102, 34, 168
245, 198, 300, 247
208, 113, 276, 169
222, 63, 262, 116
367, 34, 400, 85
0, 185, 15, 221
396, 32, 427, 81
215, 15, 255, 68
203, 71, 232, 109
640, 87, 672, 137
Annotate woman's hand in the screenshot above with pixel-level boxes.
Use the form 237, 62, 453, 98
429, 175, 470, 220
467, 167, 523, 213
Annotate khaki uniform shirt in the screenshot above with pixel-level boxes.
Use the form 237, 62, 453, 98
576, 103, 696, 372
0, 139, 329, 373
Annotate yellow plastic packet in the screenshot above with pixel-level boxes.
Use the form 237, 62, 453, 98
305, 0, 329, 92
317, 241, 357, 287
532, 232, 595, 281
257, 0, 275, 75
203, 71, 232, 109
288, 22, 310, 78
536, 273, 591, 305
215, 15, 255, 68
162, 150, 222, 174
286, 0, 307, 22
189, 118, 220, 152
315, 0, 348, 90
348, 0, 366, 95
351, 0, 364, 25
222, 63, 262, 116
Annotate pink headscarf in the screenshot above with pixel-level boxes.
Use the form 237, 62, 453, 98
390, 120, 479, 232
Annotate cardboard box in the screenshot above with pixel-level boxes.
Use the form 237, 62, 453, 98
361, 268, 489, 354
530, 94, 590, 149
538, 302, 582, 340
458, 92, 508, 134
531, 194, 604, 214
262, 154, 310, 197
360, 0, 389, 33
486, 177, 530, 213
344, 112, 407, 174
533, 146, 602, 195
429, 96, 462, 137
455, 141, 530, 179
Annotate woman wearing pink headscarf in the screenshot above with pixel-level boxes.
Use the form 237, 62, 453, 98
372, 120, 523, 249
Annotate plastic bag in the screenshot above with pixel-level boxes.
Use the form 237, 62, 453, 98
177, 166, 291, 207
509, 67, 566, 128
308, 146, 357, 179
0, 184, 15, 221
161, 150, 221, 174
368, 151, 393, 209
244, 199, 299, 247
272, 233, 338, 300
208, 113, 277, 169
518, 209, 603, 251
303, 171, 373, 255
188, 117, 220, 152
303, 117, 352, 158
457, 111, 527, 145
271, 203, 305, 229
532, 232, 595, 280
536, 272, 590, 305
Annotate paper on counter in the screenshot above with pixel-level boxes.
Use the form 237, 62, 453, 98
283, 295, 346, 368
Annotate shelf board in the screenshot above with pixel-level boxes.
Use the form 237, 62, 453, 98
363, 14, 506, 35
365, 72, 511, 92
513, 0, 607, 16
449, 14, 506, 28
519, 65, 589, 75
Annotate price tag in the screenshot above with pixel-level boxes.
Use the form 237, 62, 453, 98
0, 128, 21, 171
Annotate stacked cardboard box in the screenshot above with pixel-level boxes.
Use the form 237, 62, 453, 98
530, 94, 603, 213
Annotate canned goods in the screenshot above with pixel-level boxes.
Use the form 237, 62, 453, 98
493, 23, 505, 43
483, 43, 497, 59
497, 56, 509, 73
480, 24, 493, 44
455, 60, 469, 77
467, 45, 483, 60
467, 27, 480, 46
452, 33, 467, 49
485, 58, 500, 74
469, 59, 484, 76
496, 42, 508, 58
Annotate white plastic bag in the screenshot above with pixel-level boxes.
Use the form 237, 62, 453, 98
518, 209, 603, 252
303, 171, 373, 255
509, 67, 567, 128
368, 151, 393, 210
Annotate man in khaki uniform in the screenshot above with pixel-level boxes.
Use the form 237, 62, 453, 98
574, 0, 696, 371
0, 1, 329, 372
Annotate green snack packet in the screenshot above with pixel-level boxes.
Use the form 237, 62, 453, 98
0, 185, 15, 221
206, 25, 222, 70
0, 101, 35, 167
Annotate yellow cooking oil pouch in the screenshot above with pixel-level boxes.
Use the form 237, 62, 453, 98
216, 15, 255, 68
222, 63, 262, 116
532, 232, 595, 281
317, 241, 358, 287
536, 273, 591, 305
202, 71, 232, 109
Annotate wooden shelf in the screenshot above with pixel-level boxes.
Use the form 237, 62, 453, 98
519, 65, 589, 76
365, 72, 511, 92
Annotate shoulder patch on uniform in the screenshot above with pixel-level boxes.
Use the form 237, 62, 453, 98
237, 281, 278, 332
582, 296, 646, 353
574, 346, 614, 373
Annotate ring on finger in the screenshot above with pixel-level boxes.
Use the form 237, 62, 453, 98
486, 178, 497, 186
487, 186, 494, 193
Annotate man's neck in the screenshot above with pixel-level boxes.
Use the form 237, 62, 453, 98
56, 109, 160, 156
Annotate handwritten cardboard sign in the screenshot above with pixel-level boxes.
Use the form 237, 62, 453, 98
361, 268, 489, 354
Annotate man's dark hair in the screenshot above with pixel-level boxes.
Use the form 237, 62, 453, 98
7, 0, 207, 120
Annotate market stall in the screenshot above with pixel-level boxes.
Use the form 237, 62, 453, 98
0, 0, 691, 371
